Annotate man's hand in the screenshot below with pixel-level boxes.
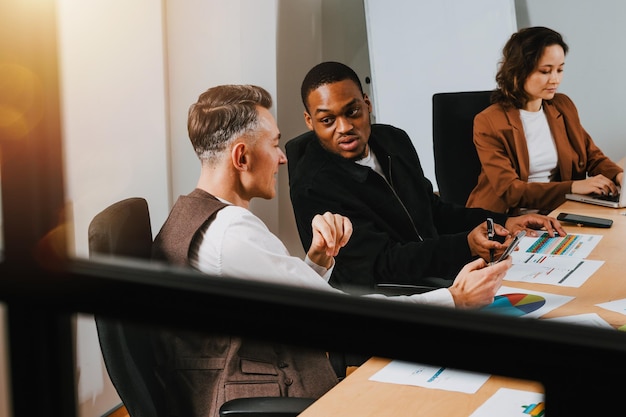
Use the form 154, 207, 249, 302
449, 257, 511, 309
307, 212, 353, 269
468, 220, 509, 261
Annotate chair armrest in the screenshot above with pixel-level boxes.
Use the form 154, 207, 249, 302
218, 397, 316, 417
375, 277, 453, 296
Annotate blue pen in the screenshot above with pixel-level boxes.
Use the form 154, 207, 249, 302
487, 218, 495, 264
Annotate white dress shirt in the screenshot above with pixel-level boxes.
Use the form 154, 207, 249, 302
190, 204, 455, 307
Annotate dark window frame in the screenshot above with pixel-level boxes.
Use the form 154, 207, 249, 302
2, 2, 626, 416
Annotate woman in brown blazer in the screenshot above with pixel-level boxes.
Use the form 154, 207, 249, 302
466, 26, 623, 215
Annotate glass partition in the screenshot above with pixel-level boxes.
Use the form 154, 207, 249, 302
3, 2, 626, 417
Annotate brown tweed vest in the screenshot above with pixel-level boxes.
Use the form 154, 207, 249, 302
151, 188, 338, 417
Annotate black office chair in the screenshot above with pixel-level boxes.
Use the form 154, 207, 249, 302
432, 90, 493, 206
285, 132, 310, 188
89, 197, 314, 417
88, 197, 166, 417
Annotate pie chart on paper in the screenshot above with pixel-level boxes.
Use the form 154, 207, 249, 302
481, 293, 546, 317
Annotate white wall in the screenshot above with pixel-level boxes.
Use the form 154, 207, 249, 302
57, 0, 171, 258
165, 0, 281, 233
275, 0, 324, 258
56, 1, 170, 416
364, 0, 517, 187
515, 0, 626, 162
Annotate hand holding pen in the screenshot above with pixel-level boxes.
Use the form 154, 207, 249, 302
487, 217, 495, 264
467, 218, 510, 264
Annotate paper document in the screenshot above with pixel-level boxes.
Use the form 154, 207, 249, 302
481, 286, 574, 318
469, 388, 545, 417
515, 232, 602, 258
506, 253, 603, 287
504, 232, 605, 287
544, 313, 613, 329
369, 360, 490, 394
597, 298, 626, 316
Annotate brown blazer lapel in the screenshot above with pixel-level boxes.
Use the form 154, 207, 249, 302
503, 106, 530, 181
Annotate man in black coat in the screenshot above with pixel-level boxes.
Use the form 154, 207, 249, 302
288, 61, 564, 295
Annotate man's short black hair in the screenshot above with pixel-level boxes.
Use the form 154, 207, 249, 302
300, 61, 364, 112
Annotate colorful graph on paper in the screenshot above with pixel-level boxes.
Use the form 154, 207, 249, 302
516, 232, 602, 259
504, 254, 603, 287
481, 286, 574, 318
469, 388, 545, 417
481, 293, 545, 317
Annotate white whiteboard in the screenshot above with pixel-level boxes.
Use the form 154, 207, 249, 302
364, 0, 516, 189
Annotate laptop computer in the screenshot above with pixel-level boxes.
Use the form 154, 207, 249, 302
565, 188, 625, 208
565, 158, 626, 208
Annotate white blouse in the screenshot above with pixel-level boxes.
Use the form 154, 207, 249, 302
520, 107, 558, 183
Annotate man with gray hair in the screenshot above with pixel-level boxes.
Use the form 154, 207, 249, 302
151, 84, 510, 416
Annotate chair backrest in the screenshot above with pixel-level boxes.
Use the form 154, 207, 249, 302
88, 197, 166, 417
432, 90, 493, 206
88, 197, 153, 259
285, 131, 313, 187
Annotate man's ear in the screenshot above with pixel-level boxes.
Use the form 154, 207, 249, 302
231, 142, 248, 170
363, 93, 373, 113
304, 111, 314, 131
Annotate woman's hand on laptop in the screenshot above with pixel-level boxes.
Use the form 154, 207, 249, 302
572, 174, 619, 196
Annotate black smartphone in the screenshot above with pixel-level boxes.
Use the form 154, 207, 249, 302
495, 230, 526, 263
556, 212, 613, 228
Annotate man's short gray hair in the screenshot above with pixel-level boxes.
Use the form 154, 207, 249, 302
187, 84, 272, 163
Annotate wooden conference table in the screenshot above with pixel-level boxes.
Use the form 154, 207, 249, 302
300, 199, 626, 417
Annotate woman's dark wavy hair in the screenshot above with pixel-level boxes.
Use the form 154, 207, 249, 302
492, 26, 568, 108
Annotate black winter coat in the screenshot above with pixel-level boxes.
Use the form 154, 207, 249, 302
288, 124, 508, 294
